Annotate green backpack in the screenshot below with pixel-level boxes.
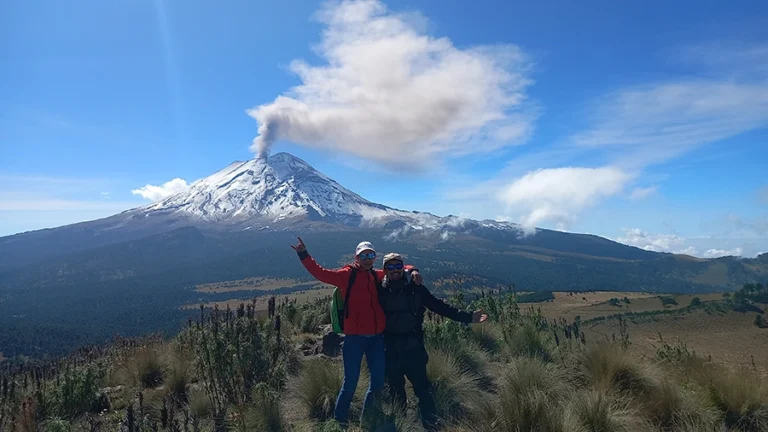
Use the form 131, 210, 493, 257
330, 268, 379, 334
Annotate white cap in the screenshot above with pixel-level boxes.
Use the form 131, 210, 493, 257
355, 241, 375, 255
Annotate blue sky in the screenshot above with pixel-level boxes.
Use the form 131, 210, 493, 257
1, 0, 767, 258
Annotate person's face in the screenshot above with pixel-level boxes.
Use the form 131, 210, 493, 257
356, 249, 376, 270
384, 260, 404, 280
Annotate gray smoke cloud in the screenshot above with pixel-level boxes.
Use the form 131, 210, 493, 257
247, 0, 535, 166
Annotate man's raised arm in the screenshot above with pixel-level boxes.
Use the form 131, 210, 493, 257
291, 237, 349, 288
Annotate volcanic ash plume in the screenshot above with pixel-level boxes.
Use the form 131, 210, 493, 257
248, 0, 534, 166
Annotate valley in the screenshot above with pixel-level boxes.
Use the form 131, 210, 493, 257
0, 152, 765, 360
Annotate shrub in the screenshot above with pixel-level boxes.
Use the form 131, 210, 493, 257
689, 297, 702, 307
48, 364, 104, 419
756, 314, 767, 328
660, 296, 678, 307
41, 418, 71, 432
503, 321, 554, 361
294, 358, 342, 421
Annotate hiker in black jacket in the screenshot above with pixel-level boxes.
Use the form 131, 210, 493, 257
378, 253, 487, 431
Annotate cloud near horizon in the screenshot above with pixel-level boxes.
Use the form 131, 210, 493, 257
497, 166, 633, 232
247, 0, 535, 167
131, 178, 189, 201
616, 228, 749, 258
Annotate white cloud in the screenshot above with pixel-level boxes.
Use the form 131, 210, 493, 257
615, 228, 759, 258
677, 246, 699, 256
629, 186, 657, 200
496, 166, 632, 232
703, 248, 743, 258
616, 228, 688, 253
572, 80, 768, 168
131, 178, 189, 201
247, 0, 535, 167
100, 192, 111, 199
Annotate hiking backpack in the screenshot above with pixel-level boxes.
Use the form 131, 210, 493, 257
330, 268, 379, 334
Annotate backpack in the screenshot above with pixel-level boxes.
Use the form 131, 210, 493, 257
330, 267, 379, 334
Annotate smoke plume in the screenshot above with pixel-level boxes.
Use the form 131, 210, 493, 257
248, 0, 534, 166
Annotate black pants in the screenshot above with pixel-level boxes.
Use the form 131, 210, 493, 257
384, 343, 438, 431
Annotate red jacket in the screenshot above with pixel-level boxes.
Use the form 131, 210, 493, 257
299, 252, 387, 335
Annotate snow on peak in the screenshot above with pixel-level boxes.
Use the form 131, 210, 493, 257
130, 152, 522, 236
135, 152, 394, 224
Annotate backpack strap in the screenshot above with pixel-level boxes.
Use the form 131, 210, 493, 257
344, 268, 358, 319
370, 268, 379, 287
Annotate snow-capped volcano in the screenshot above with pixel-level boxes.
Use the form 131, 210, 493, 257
128, 152, 521, 235
134, 152, 421, 227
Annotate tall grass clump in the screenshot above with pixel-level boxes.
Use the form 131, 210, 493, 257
564, 390, 651, 432
706, 368, 768, 431
573, 342, 658, 397
642, 377, 718, 431
125, 346, 166, 389
237, 383, 287, 432
467, 322, 503, 355
493, 357, 570, 431
294, 358, 342, 421
425, 348, 483, 427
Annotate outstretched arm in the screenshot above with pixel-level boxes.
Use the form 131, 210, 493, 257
291, 237, 349, 289
418, 285, 488, 324
418, 285, 473, 323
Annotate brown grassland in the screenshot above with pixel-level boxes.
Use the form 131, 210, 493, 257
3, 283, 767, 431
194, 277, 316, 293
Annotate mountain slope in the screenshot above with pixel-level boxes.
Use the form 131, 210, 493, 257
1, 152, 767, 358
0, 152, 512, 269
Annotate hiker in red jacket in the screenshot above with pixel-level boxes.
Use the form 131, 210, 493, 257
291, 237, 421, 427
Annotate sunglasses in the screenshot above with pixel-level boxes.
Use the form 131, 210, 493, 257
385, 262, 404, 270
358, 252, 376, 260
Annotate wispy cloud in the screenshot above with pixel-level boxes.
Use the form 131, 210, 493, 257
497, 166, 633, 232
720, 214, 768, 237
759, 186, 768, 204
0, 199, 137, 212
480, 43, 768, 230
131, 178, 189, 201
629, 186, 658, 200
571, 80, 768, 168
0, 175, 137, 212
247, 0, 536, 167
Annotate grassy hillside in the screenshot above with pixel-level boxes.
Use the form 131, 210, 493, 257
1, 226, 765, 358
2, 284, 768, 431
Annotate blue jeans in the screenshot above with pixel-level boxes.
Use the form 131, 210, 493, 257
334, 334, 386, 426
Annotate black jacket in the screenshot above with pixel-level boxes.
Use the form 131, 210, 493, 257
378, 276, 472, 350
